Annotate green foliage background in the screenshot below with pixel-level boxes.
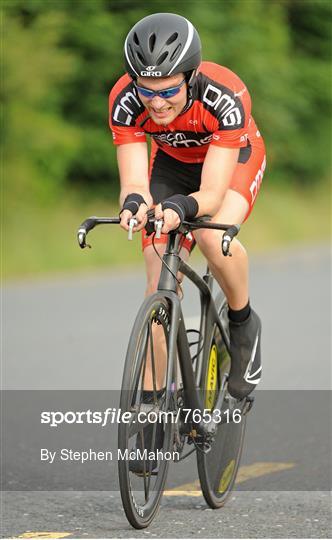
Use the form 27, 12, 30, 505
1, 0, 331, 278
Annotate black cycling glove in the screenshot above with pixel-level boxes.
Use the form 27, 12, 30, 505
120, 193, 147, 216
161, 194, 199, 224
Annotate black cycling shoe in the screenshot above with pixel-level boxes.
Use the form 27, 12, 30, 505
228, 309, 262, 400
129, 421, 164, 475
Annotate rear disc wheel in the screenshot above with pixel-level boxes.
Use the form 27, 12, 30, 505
197, 296, 247, 508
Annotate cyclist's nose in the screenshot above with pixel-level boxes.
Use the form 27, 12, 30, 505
150, 96, 167, 109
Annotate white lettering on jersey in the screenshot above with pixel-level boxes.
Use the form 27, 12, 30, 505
249, 156, 266, 203
202, 83, 242, 127
113, 91, 141, 126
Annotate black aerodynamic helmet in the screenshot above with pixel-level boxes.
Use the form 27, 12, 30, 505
124, 13, 202, 78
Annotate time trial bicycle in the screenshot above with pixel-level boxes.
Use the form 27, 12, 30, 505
77, 214, 254, 529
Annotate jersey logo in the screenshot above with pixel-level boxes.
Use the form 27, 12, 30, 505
151, 131, 213, 148
234, 87, 246, 98
199, 75, 245, 130
244, 332, 261, 385
249, 155, 266, 203
112, 83, 145, 126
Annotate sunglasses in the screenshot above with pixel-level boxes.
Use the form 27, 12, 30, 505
135, 78, 186, 99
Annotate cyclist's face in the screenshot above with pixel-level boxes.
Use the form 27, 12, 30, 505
136, 73, 187, 126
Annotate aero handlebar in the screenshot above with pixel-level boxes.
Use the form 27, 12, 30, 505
77, 216, 240, 256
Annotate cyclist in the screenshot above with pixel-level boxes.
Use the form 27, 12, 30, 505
109, 13, 265, 405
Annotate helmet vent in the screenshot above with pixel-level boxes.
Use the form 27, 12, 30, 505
156, 52, 168, 66
128, 44, 134, 57
170, 44, 181, 61
166, 33, 178, 45
137, 51, 147, 65
149, 33, 156, 52
133, 32, 139, 45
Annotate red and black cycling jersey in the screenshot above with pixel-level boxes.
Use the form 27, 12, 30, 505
109, 61, 263, 164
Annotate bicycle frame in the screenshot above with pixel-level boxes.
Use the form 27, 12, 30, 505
77, 215, 241, 435
153, 231, 230, 436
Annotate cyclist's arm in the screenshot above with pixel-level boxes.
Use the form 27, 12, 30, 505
190, 144, 239, 217
117, 142, 153, 231
117, 142, 152, 206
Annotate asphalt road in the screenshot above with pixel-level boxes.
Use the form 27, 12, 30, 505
3, 491, 331, 539
2, 244, 331, 538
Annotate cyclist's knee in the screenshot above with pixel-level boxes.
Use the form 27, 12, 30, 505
195, 228, 219, 254
196, 230, 247, 262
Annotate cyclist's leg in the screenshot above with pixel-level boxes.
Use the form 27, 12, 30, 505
194, 189, 249, 309
194, 144, 266, 308
194, 148, 266, 399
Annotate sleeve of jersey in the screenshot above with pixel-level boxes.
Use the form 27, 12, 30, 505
109, 76, 147, 146
210, 87, 252, 149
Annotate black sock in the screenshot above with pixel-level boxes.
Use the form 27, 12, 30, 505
228, 301, 251, 323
